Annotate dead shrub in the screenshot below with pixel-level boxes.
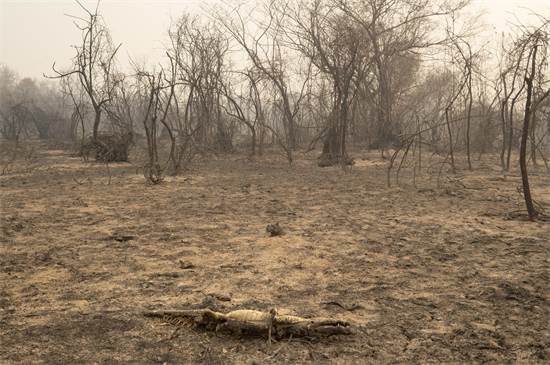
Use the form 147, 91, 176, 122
0, 141, 40, 175
81, 132, 133, 163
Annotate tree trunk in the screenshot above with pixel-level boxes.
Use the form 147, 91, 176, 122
530, 111, 538, 167
318, 99, 351, 167
319, 125, 343, 167
445, 107, 456, 174
466, 75, 473, 170
250, 127, 256, 157
520, 46, 538, 221
258, 126, 264, 156
506, 86, 524, 170
499, 100, 508, 170
92, 108, 102, 140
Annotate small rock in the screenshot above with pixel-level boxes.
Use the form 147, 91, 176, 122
266, 223, 284, 237
179, 260, 195, 270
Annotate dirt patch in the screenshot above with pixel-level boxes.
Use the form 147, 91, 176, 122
1, 149, 549, 364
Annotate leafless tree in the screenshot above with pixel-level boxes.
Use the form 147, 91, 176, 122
0, 66, 32, 143
47, 0, 121, 141
336, 0, 471, 156
516, 23, 550, 220
444, 22, 480, 173
215, 1, 310, 163
60, 76, 91, 147
219, 70, 266, 157
168, 15, 231, 154
286, 0, 368, 166
133, 65, 176, 184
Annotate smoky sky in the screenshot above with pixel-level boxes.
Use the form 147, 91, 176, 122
1, 0, 549, 79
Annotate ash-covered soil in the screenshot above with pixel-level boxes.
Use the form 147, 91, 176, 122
1, 148, 549, 364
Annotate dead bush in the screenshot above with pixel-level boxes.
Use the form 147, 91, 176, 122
0, 141, 40, 175
81, 133, 133, 163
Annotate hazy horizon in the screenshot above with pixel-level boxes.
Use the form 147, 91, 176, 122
1, 0, 549, 79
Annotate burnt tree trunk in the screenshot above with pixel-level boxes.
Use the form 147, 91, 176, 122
520, 45, 538, 221
319, 93, 352, 167
92, 107, 102, 140
445, 106, 456, 174
507, 87, 524, 171
319, 124, 343, 167
465, 71, 473, 170
530, 108, 538, 167
250, 127, 256, 157
499, 99, 508, 171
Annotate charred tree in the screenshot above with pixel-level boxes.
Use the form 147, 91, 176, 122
520, 43, 538, 221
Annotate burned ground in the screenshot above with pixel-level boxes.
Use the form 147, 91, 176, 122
1, 148, 549, 364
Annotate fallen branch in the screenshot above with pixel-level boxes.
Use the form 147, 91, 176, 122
321, 301, 364, 312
